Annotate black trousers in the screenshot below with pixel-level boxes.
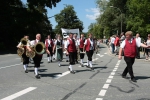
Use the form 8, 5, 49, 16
80, 48, 84, 59
47, 47, 53, 57
22, 53, 29, 65
69, 52, 75, 65
74, 50, 78, 61
33, 54, 43, 67
86, 50, 94, 61
122, 56, 135, 79
136, 47, 140, 58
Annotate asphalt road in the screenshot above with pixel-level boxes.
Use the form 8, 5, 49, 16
0, 44, 150, 100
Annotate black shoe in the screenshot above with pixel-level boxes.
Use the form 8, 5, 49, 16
70, 71, 75, 74
86, 65, 90, 68
66, 60, 69, 62
53, 58, 55, 60
35, 75, 40, 79
131, 78, 137, 82
81, 64, 84, 67
91, 67, 94, 70
51, 60, 52, 62
25, 70, 28, 73
48, 61, 50, 63
68, 68, 70, 71
122, 75, 126, 79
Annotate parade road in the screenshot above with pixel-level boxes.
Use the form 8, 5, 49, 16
0, 44, 150, 100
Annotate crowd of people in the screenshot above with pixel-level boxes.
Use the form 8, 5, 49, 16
17, 33, 100, 79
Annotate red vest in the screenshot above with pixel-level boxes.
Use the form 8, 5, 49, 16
45, 39, 54, 49
68, 39, 76, 52
124, 39, 136, 57
85, 39, 92, 51
79, 38, 84, 48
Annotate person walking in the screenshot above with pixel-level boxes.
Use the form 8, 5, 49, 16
118, 31, 149, 82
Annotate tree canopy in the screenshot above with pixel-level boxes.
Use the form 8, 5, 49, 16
54, 5, 84, 34
89, 0, 150, 39
0, 0, 61, 51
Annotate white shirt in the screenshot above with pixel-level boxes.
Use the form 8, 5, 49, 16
111, 37, 115, 44
78, 38, 84, 46
65, 39, 72, 49
136, 37, 141, 44
120, 38, 141, 48
73, 38, 78, 47
84, 38, 94, 50
45, 39, 53, 47
30, 39, 39, 46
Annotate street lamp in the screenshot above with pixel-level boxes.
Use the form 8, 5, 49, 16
110, 6, 122, 34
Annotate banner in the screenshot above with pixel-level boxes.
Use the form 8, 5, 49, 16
61, 28, 80, 39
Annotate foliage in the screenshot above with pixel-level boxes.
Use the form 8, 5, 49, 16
54, 5, 84, 34
0, 0, 60, 51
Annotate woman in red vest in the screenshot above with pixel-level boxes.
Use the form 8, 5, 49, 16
78, 34, 85, 67
119, 31, 149, 82
83, 33, 95, 70
114, 35, 120, 55
45, 35, 54, 63
65, 33, 76, 74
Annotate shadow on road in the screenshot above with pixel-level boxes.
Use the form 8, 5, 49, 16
135, 76, 150, 80
110, 85, 135, 93
40, 73, 62, 78
137, 98, 150, 100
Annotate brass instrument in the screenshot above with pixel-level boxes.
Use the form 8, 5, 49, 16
26, 42, 45, 58
17, 38, 28, 57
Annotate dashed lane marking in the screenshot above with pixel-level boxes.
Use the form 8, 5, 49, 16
1, 87, 37, 100
96, 60, 121, 99
54, 71, 70, 79
0, 63, 22, 70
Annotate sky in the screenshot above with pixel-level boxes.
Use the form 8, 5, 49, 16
21, 0, 100, 32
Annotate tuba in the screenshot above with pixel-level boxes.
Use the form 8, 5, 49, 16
26, 42, 45, 58
17, 38, 28, 57
34, 42, 45, 55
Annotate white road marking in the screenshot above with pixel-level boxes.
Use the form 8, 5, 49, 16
99, 90, 107, 96
0, 63, 22, 70
96, 98, 103, 100
1, 87, 37, 100
100, 55, 104, 57
103, 84, 110, 89
108, 75, 114, 79
104, 53, 107, 54
96, 60, 121, 99
54, 71, 70, 79
110, 72, 115, 75
106, 79, 112, 83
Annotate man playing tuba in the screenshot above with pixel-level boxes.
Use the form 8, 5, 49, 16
17, 35, 31, 73
30, 33, 45, 79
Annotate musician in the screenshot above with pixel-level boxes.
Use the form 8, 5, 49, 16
73, 34, 79, 64
65, 33, 76, 74
53, 35, 64, 67
78, 34, 85, 67
30, 34, 43, 79
83, 33, 95, 70
45, 35, 54, 63
64, 36, 69, 62
17, 35, 31, 73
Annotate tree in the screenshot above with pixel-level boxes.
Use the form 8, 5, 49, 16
54, 5, 84, 34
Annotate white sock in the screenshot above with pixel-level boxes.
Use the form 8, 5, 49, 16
66, 55, 69, 60
23, 65, 27, 70
69, 65, 73, 71
80, 59, 83, 64
89, 61, 92, 67
87, 60, 89, 65
34, 68, 38, 75
58, 61, 60, 65
48, 57, 50, 61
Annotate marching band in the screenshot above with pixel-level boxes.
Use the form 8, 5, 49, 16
17, 33, 97, 79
